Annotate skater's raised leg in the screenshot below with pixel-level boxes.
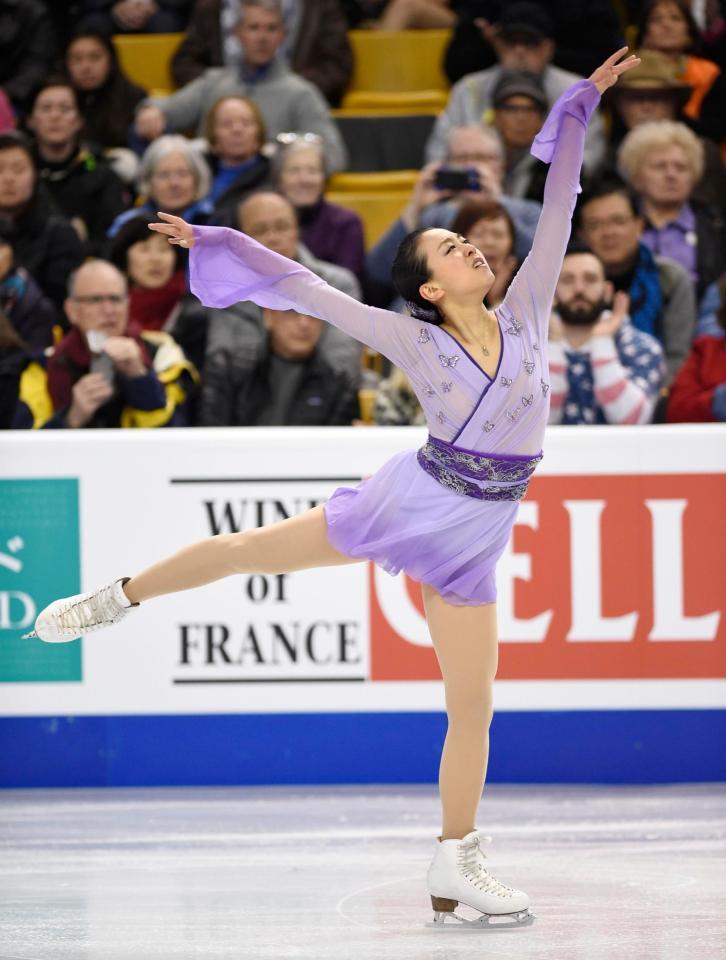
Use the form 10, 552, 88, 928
421, 583, 532, 926
26, 506, 361, 641
124, 505, 360, 603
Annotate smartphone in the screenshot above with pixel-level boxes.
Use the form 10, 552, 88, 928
87, 330, 117, 391
434, 167, 480, 193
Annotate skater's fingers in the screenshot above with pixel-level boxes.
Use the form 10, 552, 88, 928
602, 46, 630, 67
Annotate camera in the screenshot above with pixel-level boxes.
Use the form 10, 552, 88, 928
434, 167, 480, 193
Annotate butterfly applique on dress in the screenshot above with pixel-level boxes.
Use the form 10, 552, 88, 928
417, 328, 431, 344
439, 354, 460, 368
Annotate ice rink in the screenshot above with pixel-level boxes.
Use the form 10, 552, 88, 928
2, 782, 725, 960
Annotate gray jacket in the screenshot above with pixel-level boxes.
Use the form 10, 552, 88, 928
425, 63, 606, 175
143, 58, 346, 172
654, 256, 697, 386
203, 242, 362, 388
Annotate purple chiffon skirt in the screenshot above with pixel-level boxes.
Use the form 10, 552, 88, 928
323, 448, 520, 607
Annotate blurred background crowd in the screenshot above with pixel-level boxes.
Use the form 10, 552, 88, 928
0, 0, 724, 431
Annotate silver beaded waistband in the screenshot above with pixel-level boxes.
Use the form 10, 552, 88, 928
416, 435, 543, 502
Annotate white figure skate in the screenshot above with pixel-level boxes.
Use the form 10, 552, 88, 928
426, 829, 534, 929
22, 578, 137, 642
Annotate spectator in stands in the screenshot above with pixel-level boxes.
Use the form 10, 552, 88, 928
199, 304, 360, 426
26, 79, 128, 255
450, 199, 517, 307
273, 133, 365, 282
636, 0, 721, 120
374, 365, 426, 426
617, 120, 725, 297
667, 272, 726, 422
426, 2, 606, 174
204, 95, 272, 223
65, 30, 148, 154
74, 0, 193, 34
136, 0, 347, 171
367, 124, 540, 293
108, 134, 212, 236
0, 306, 33, 429
19, 259, 198, 430
0, 0, 55, 116
443, 0, 624, 85
548, 244, 666, 425
109, 214, 186, 333
0, 223, 57, 351
0, 132, 85, 314
603, 50, 726, 217
577, 180, 696, 385
172, 0, 353, 107
200, 190, 363, 407
489, 70, 548, 202
372, 0, 455, 30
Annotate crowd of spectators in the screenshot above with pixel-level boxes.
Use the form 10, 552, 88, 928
0, 0, 724, 430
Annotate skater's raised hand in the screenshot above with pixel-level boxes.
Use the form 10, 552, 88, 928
589, 48, 641, 95
148, 212, 195, 249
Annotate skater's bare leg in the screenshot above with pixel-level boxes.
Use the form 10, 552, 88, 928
422, 582, 498, 841
124, 505, 361, 604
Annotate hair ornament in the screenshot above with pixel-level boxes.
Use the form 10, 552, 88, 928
406, 300, 440, 323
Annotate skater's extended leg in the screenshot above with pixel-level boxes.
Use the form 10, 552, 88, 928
27, 506, 361, 641
124, 505, 360, 603
421, 583, 498, 841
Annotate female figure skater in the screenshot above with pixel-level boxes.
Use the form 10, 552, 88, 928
26, 50, 640, 929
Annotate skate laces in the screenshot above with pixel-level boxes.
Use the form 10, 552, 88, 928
55, 584, 124, 635
458, 834, 516, 899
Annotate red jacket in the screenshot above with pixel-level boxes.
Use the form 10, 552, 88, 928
666, 334, 726, 422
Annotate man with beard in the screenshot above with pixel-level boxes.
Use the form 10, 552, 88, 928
548, 244, 665, 425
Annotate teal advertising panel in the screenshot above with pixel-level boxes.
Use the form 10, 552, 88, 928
0, 478, 81, 682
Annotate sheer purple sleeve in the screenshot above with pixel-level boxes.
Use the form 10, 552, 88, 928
501, 80, 601, 337
188, 225, 418, 370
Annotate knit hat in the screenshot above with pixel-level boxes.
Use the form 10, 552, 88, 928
496, 3, 555, 42
492, 70, 548, 111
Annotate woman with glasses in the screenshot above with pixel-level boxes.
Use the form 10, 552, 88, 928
28, 51, 639, 929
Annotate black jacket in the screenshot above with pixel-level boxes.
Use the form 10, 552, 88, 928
35, 144, 128, 256
200, 334, 360, 427
0, 188, 85, 313
1, 267, 57, 351
207, 153, 272, 226
0, 0, 55, 113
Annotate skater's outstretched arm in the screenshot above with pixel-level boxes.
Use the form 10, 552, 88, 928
501, 49, 640, 340
149, 215, 421, 372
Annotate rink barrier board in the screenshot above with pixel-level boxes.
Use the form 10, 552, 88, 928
1, 710, 725, 788
1, 426, 725, 786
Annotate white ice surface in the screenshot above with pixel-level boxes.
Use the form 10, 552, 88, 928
1, 783, 725, 959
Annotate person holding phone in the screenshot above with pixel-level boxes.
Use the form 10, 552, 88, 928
28, 51, 640, 929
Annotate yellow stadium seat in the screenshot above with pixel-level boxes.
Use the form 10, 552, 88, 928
346, 29, 451, 96
328, 171, 419, 193
325, 189, 411, 247
112, 33, 185, 96
339, 90, 448, 114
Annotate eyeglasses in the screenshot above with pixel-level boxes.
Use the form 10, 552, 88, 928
275, 132, 323, 146
497, 103, 544, 115
34, 102, 78, 115
72, 294, 127, 306
581, 214, 636, 232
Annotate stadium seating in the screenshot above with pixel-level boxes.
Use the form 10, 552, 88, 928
112, 33, 185, 96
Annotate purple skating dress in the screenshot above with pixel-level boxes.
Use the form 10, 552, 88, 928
189, 80, 601, 606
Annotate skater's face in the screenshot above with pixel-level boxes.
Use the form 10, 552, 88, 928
0, 147, 35, 214
464, 214, 515, 276
238, 192, 299, 259
415, 229, 495, 307
66, 37, 112, 91
235, 6, 285, 67
28, 86, 83, 150
265, 308, 323, 361
126, 233, 177, 289
66, 261, 129, 338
